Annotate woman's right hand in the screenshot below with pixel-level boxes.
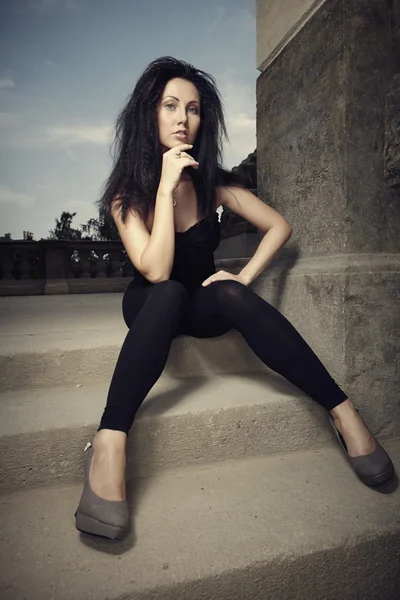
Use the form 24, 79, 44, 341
159, 144, 199, 194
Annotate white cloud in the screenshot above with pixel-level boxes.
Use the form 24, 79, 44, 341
0, 78, 16, 90
44, 123, 113, 146
0, 114, 113, 150
0, 185, 36, 208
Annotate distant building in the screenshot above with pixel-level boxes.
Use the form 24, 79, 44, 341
0, 231, 35, 241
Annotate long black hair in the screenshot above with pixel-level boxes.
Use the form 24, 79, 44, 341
96, 56, 250, 228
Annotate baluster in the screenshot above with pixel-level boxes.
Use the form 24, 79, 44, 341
79, 249, 92, 279
27, 250, 38, 279
93, 249, 107, 278
103, 251, 112, 277
109, 249, 123, 278
121, 250, 129, 277
68, 249, 80, 278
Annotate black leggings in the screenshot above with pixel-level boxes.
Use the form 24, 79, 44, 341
98, 279, 347, 434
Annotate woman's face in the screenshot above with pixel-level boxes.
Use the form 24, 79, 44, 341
157, 77, 201, 151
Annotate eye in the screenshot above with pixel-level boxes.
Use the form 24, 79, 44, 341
166, 103, 175, 110
189, 106, 199, 115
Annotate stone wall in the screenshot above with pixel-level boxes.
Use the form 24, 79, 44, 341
256, 0, 400, 435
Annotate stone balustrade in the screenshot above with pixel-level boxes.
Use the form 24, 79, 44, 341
0, 240, 137, 295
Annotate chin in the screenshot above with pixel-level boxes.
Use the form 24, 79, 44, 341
164, 141, 181, 149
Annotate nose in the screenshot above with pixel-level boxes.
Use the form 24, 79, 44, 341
176, 107, 188, 127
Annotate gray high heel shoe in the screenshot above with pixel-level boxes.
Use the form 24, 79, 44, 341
329, 410, 395, 487
75, 442, 129, 540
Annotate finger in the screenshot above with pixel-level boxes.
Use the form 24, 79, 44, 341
175, 151, 199, 163
167, 144, 193, 156
206, 277, 217, 285
182, 158, 199, 168
175, 151, 195, 160
169, 144, 193, 153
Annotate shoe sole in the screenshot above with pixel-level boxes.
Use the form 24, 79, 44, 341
75, 511, 127, 540
360, 462, 395, 487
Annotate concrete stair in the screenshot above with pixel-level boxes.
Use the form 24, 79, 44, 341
0, 293, 399, 600
1, 443, 400, 600
1, 374, 337, 495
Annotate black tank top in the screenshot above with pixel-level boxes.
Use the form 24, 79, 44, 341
128, 212, 221, 293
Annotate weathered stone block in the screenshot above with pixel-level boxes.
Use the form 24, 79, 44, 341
257, 0, 400, 256
256, 0, 400, 431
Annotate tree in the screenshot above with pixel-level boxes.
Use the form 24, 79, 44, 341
47, 211, 83, 241
47, 211, 119, 241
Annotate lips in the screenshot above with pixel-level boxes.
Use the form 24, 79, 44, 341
174, 130, 188, 136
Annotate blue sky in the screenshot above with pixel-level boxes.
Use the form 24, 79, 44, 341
0, 0, 257, 240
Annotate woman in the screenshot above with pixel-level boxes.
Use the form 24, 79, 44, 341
75, 56, 395, 540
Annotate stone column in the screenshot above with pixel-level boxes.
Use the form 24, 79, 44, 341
255, 0, 400, 436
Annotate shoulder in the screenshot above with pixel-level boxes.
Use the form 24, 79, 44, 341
215, 184, 248, 210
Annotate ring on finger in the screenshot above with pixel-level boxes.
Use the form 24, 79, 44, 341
175, 151, 181, 158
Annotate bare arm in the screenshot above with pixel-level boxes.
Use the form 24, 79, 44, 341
217, 185, 292, 285
112, 186, 175, 284
138, 185, 176, 282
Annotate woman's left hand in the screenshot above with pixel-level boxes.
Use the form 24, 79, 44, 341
201, 270, 249, 287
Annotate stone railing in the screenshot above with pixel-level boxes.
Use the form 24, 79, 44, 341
0, 240, 136, 296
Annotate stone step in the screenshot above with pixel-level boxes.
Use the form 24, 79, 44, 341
0, 441, 399, 600
0, 293, 268, 392
0, 372, 341, 495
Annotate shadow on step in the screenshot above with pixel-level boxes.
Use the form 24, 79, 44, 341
139, 370, 305, 417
